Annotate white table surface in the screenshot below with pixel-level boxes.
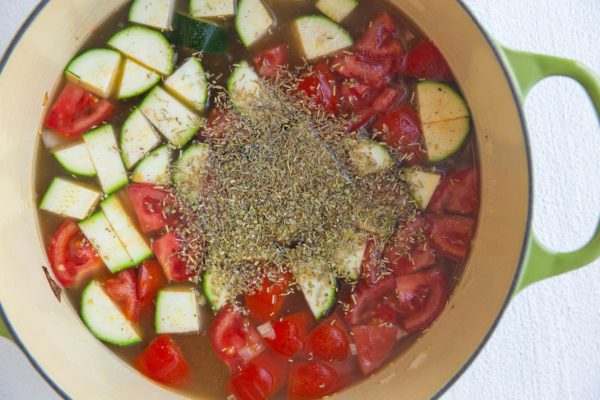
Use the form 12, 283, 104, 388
1, 0, 599, 399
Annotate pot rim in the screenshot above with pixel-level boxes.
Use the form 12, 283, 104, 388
0, 0, 533, 399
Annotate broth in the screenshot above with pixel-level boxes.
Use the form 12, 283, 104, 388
35, 0, 479, 399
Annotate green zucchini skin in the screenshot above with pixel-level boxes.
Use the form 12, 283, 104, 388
169, 13, 230, 54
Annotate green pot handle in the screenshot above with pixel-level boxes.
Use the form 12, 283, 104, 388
499, 46, 600, 294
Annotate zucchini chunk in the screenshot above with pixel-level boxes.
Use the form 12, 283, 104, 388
129, 0, 176, 31
117, 59, 161, 100
65, 48, 122, 98
170, 13, 230, 54
334, 230, 368, 281
39, 177, 101, 220
165, 57, 209, 111
202, 270, 230, 311
404, 169, 441, 210
81, 280, 142, 346
416, 81, 471, 162
155, 287, 201, 334
294, 16, 353, 60
132, 145, 172, 185
52, 141, 96, 177
191, 0, 235, 18
172, 142, 210, 190
348, 139, 394, 175
236, 0, 275, 47
83, 124, 129, 194
227, 61, 262, 110
120, 108, 162, 169
108, 26, 174, 75
316, 0, 358, 23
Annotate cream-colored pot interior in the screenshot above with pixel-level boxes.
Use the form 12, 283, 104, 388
0, 0, 530, 399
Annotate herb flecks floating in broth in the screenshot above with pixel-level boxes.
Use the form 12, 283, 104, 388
36, 0, 480, 398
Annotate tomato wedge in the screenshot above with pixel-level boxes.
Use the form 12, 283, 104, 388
345, 276, 395, 325
127, 184, 177, 233
253, 44, 289, 79
346, 86, 405, 133
428, 166, 479, 216
138, 259, 167, 312
428, 214, 475, 260
403, 40, 453, 81
229, 352, 288, 400
48, 220, 102, 288
211, 305, 265, 371
104, 269, 140, 322
355, 12, 404, 60
288, 361, 340, 399
44, 83, 115, 137
334, 53, 393, 88
374, 105, 424, 165
395, 267, 448, 333
296, 63, 339, 114
351, 324, 399, 375
383, 217, 436, 275
134, 335, 190, 385
153, 232, 194, 282
339, 81, 381, 113
308, 317, 350, 362
264, 312, 312, 358
245, 274, 290, 323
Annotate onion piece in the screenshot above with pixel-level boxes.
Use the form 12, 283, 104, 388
349, 342, 358, 356
257, 321, 276, 340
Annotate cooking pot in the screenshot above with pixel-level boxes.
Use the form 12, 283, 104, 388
0, 0, 598, 399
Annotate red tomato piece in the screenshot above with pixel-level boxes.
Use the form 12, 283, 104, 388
371, 86, 405, 114
104, 269, 140, 322
333, 53, 393, 88
428, 214, 475, 260
152, 232, 194, 282
395, 267, 448, 332
288, 362, 340, 399
296, 63, 339, 114
338, 81, 382, 112
383, 217, 436, 275
48, 220, 102, 288
138, 259, 167, 312
403, 40, 453, 81
374, 105, 424, 165
229, 352, 288, 400
134, 335, 190, 385
428, 166, 479, 216
211, 305, 265, 371
200, 109, 240, 143
265, 312, 312, 357
345, 276, 395, 325
308, 317, 350, 362
355, 12, 404, 60
127, 184, 176, 233
253, 44, 289, 79
361, 235, 383, 287
245, 275, 289, 323
351, 324, 399, 375
44, 83, 114, 137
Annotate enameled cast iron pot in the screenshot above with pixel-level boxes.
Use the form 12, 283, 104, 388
0, 0, 598, 399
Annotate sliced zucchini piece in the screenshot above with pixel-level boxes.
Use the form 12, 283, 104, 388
416, 81, 471, 162
101, 195, 153, 264
78, 212, 135, 272
348, 139, 394, 175
202, 270, 230, 311
236, 0, 275, 47
52, 141, 96, 177
315, 0, 358, 23
172, 142, 210, 190
120, 108, 162, 169
39, 177, 101, 220
356, 204, 395, 239
117, 59, 161, 100
108, 26, 174, 75
170, 13, 230, 54
155, 287, 201, 334
140, 86, 204, 148
65, 48, 122, 98
165, 57, 209, 111
404, 169, 441, 210
129, 0, 176, 31
190, 0, 235, 18
297, 272, 337, 319
81, 280, 142, 346
227, 61, 262, 110
334, 230, 368, 281
132, 145, 172, 185
294, 16, 353, 60
83, 125, 129, 194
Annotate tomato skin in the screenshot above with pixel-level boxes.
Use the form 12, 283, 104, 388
152, 232, 194, 282
334, 53, 393, 88
351, 324, 399, 375
395, 267, 448, 333
355, 12, 404, 60
383, 217, 436, 275
374, 105, 424, 165
265, 312, 312, 357
44, 83, 114, 137
345, 276, 395, 325
127, 184, 177, 233
245, 275, 289, 323
403, 40, 453, 81
48, 220, 102, 288
428, 167, 479, 216
104, 269, 140, 322
308, 318, 350, 362
211, 305, 265, 372
296, 63, 338, 114
428, 214, 475, 260
200, 109, 240, 143
229, 352, 288, 400
134, 335, 190, 385
361, 235, 383, 287
138, 259, 167, 312
253, 44, 289, 79
288, 362, 340, 399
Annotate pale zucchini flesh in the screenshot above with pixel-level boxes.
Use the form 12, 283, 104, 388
39, 177, 101, 220
191, 0, 235, 18
65, 48, 122, 98
349, 139, 394, 175
235, 0, 275, 47
227, 61, 263, 110
334, 230, 368, 281
81, 281, 142, 346
315, 0, 358, 23
297, 272, 337, 319
155, 287, 201, 334
83, 125, 129, 194
404, 169, 442, 210
164, 57, 209, 111
202, 270, 230, 311
117, 59, 161, 99
173, 143, 210, 191
294, 16, 353, 60
52, 141, 96, 177
108, 26, 174, 75
129, 0, 176, 31
120, 108, 162, 169
132, 145, 172, 185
